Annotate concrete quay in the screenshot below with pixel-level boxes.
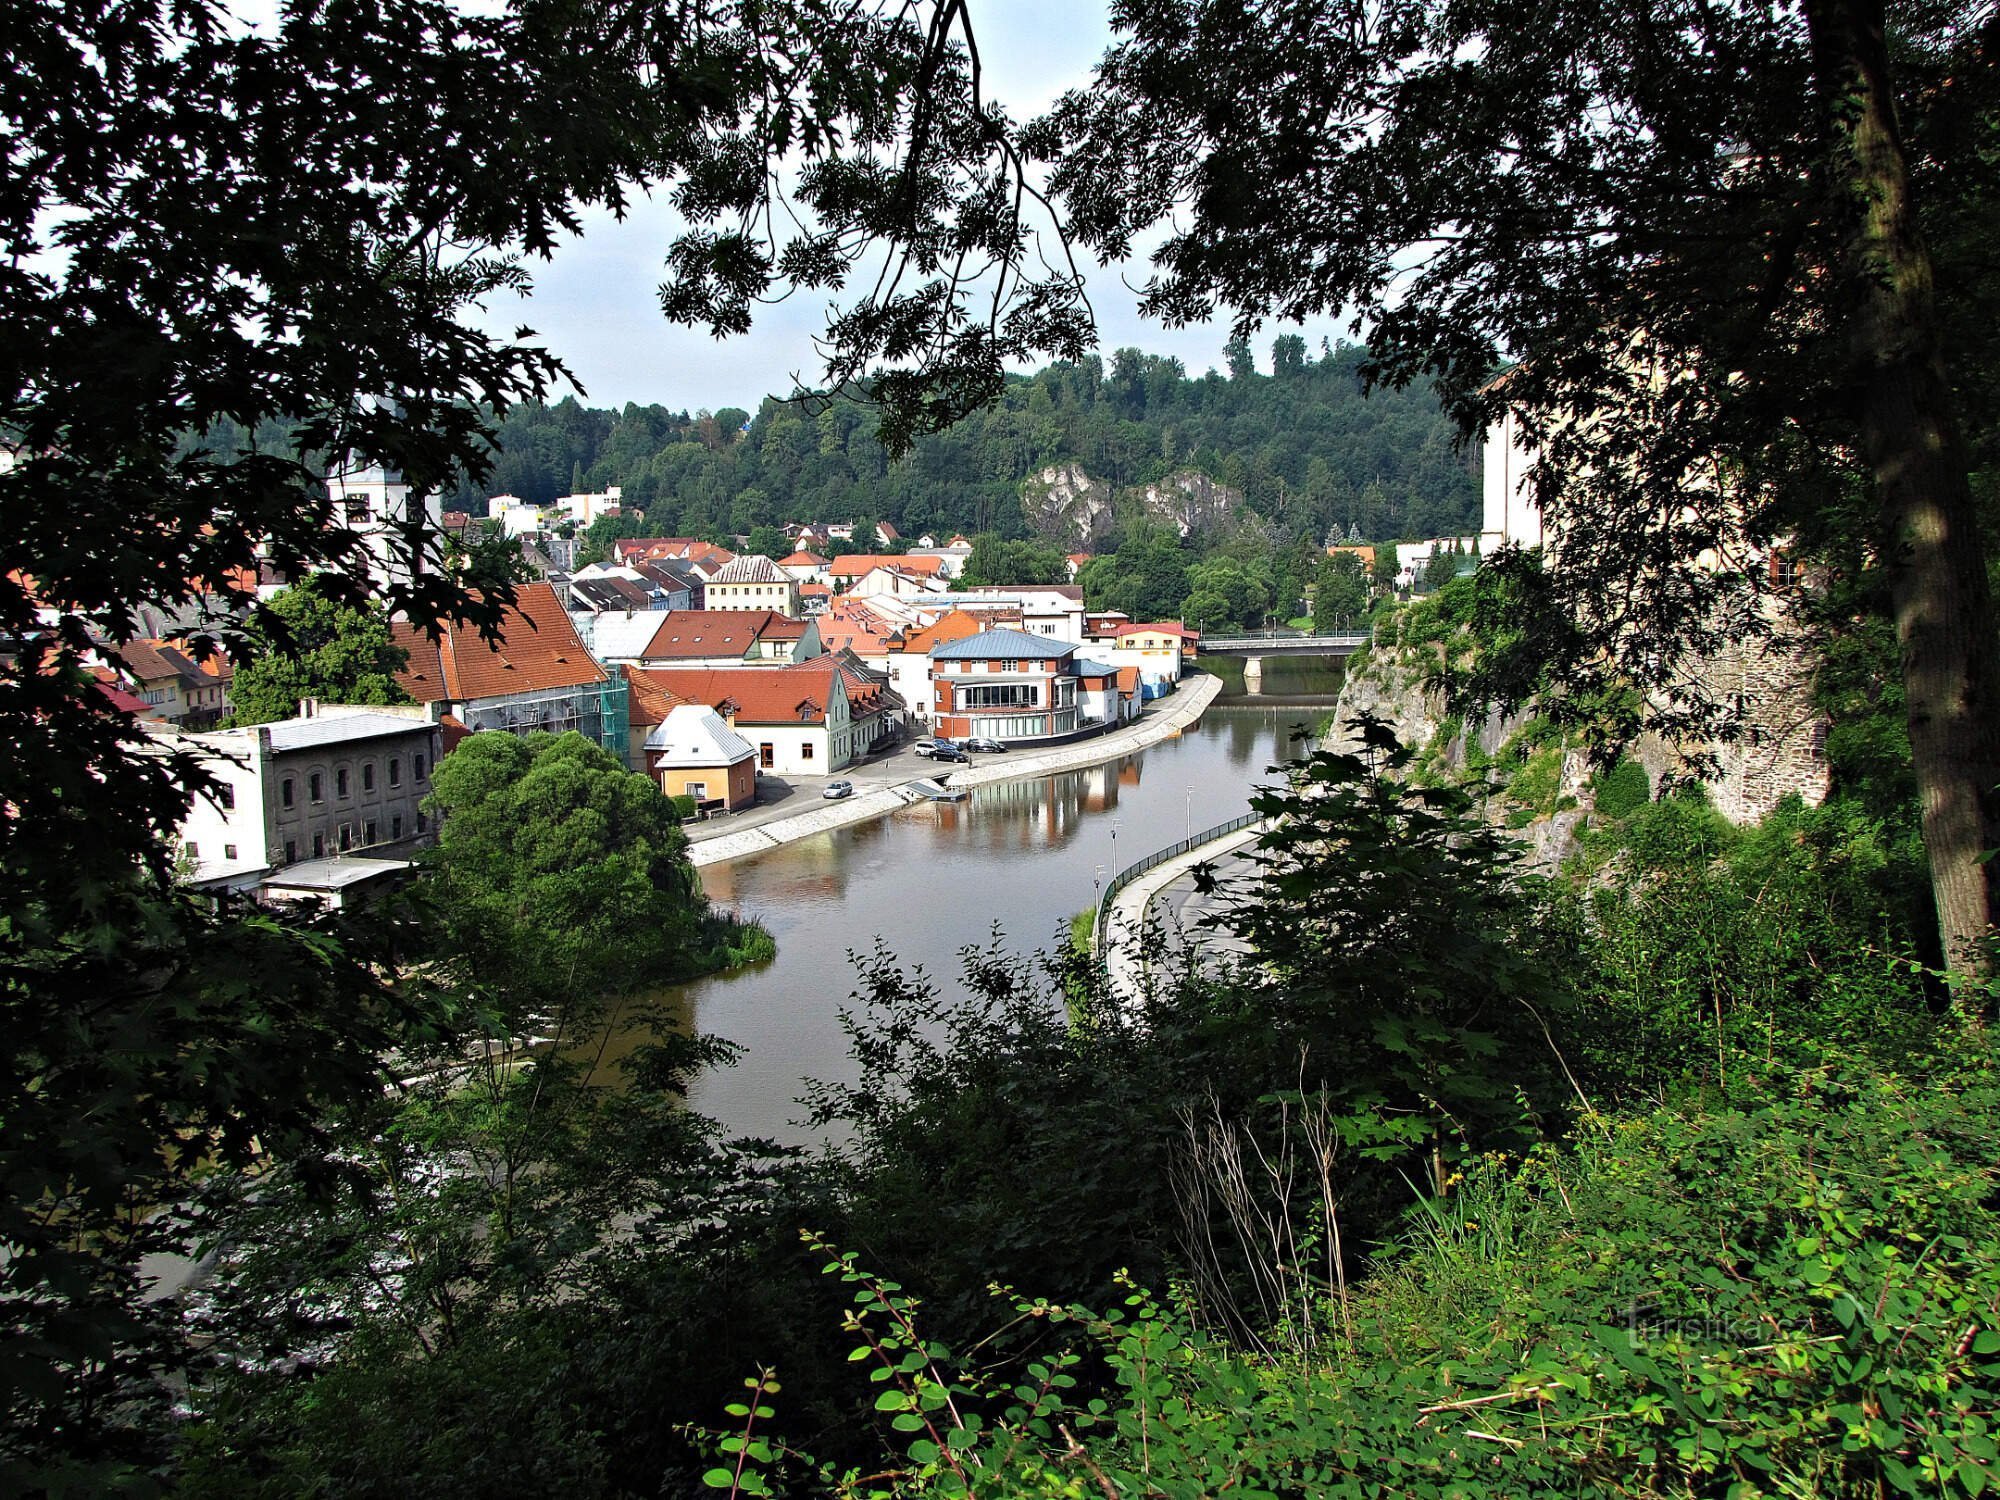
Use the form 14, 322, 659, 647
688, 672, 1225, 869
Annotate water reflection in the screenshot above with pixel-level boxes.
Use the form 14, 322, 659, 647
656, 704, 1314, 1144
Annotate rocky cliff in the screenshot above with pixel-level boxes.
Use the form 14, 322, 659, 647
1020, 463, 1114, 546
1018, 463, 1243, 546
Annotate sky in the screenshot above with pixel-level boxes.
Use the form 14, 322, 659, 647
462, 2, 1351, 414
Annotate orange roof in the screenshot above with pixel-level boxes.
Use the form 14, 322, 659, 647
1116, 667, 1140, 692
1113, 621, 1199, 640
780, 549, 829, 567
1326, 544, 1377, 566
800, 582, 832, 597
621, 663, 838, 727
632, 609, 791, 660
827, 554, 944, 578
899, 609, 986, 657
392, 583, 605, 703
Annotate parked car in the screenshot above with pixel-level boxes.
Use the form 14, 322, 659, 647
821, 779, 855, 800
912, 737, 940, 758
929, 742, 971, 764
965, 736, 1007, 753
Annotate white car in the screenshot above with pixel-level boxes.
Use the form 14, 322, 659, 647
821, 779, 855, 800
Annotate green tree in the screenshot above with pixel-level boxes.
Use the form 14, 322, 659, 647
1315, 551, 1367, 631
746, 522, 788, 558
959, 533, 1071, 587
422, 731, 710, 996
1042, 0, 2000, 977
224, 577, 411, 726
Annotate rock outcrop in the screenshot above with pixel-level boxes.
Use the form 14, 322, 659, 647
1132, 470, 1239, 537
1020, 463, 1113, 546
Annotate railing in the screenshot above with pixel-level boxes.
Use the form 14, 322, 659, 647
1199, 629, 1370, 651
1092, 812, 1262, 961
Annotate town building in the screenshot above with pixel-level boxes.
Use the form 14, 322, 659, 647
929, 627, 1087, 743
642, 704, 757, 811
952, 585, 1087, 642
702, 554, 801, 615
160, 701, 444, 899
623, 658, 889, 776
778, 549, 832, 585
590, 608, 821, 667
326, 448, 443, 594
391, 581, 630, 762
99, 638, 232, 728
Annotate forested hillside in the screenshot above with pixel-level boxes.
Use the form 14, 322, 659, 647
455, 337, 1480, 545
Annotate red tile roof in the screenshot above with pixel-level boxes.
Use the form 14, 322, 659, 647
622, 664, 835, 727
827, 554, 944, 578
1113, 620, 1199, 640
392, 583, 605, 703
633, 610, 789, 660
779, 549, 830, 567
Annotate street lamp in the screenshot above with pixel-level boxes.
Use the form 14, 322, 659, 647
1185, 784, 1193, 836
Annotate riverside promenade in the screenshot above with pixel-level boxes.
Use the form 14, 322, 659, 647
1100, 818, 1266, 1000
687, 672, 1225, 869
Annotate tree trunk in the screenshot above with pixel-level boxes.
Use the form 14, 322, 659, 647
1808, 0, 2000, 984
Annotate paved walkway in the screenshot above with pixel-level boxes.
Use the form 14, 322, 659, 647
688, 673, 1225, 868
1101, 819, 1267, 1001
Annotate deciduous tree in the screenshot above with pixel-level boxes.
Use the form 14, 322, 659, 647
1040, 0, 2000, 976
223, 578, 411, 726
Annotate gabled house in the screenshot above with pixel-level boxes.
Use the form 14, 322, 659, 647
623, 662, 856, 775
601, 609, 821, 667
100, 637, 231, 728
704, 554, 801, 615
642, 704, 757, 811
390, 581, 629, 761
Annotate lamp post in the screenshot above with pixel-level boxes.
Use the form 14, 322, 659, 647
1185, 784, 1193, 836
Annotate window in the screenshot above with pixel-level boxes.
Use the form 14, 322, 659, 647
416, 811, 427, 834
391, 814, 403, 839
362, 762, 375, 791
185, 841, 198, 859
223, 843, 237, 860
309, 772, 323, 803
801, 742, 814, 761
1000, 659, 1019, 671
284, 839, 297, 863
281, 777, 295, 808
962, 683, 1039, 709
335, 767, 349, 798
414, 754, 428, 782
759, 743, 774, 769
365, 821, 376, 844
217, 784, 235, 810
388, 758, 401, 787
312, 833, 325, 858
686, 781, 707, 802
339, 825, 351, 851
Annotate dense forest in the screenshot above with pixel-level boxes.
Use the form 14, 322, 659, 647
452, 336, 1482, 546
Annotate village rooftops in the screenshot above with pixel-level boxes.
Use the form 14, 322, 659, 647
392, 582, 606, 702
779, 549, 830, 567
827, 554, 945, 579
931, 627, 1076, 662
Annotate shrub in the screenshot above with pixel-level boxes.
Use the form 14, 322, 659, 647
1591, 755, 1652, 819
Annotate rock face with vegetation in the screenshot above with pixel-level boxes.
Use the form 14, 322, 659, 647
1328, 582, 1834, 868
1129, 468, 1240, 537
1018, 461, 1114, 546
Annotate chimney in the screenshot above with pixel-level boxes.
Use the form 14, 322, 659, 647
299, 697, 319, 718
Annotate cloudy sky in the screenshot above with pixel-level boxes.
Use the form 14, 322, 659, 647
464, 2, 1348, 413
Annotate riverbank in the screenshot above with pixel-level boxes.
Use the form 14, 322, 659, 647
1102, 818, 1266, 1000
687, 672, 1226, 868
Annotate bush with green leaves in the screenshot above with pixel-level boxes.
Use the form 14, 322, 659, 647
1591, 756, 1652, 820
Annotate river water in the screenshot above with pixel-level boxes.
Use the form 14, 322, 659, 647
655, 694, 1334, 1144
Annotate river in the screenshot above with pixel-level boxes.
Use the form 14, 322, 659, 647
650, 693, 1336, 1144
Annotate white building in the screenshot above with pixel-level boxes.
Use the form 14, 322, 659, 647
557, 485, 623, 525
326, 455, 444, 594
951, 585, 1087, 642
704, 554, 801, 615
1481, 407, 1545, 553
161, 702, 445, 896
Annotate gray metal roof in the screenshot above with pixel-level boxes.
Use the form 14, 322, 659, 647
263, 712, 436, 753
930, 627, 1075, 662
